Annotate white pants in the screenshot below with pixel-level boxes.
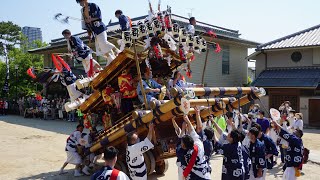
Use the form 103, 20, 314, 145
66, 151, 82, 165
66, 83, 83, 102
249, 168, 266, 180
283, 167, 296, 180
95, 31, 115, 56
77, 54, 100, 74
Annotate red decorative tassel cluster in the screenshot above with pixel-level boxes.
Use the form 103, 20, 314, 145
153, 45, 163, 59
214, 43, 222, 53
51, 54, 71, 72
27, 68, 36, 79
87, 58, 94, 77
179, 48, 186, 62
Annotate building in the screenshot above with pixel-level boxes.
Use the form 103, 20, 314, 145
28, 14, 258, 96
22, 26, 43, 48
249, 24, 320, 127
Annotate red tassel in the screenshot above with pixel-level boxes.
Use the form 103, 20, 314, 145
207, 30, 217, 41
56, 55, 71, 71
214, 43, 222, 53
88, 58, 94, 77
153, 45, 163, 59
52, 54, 63, 72
190, 54, 195, 61
179, 48, 186, 62
180, 75, 186, 82
27, 68, 36, 79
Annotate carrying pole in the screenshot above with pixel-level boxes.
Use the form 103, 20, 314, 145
133, 39, 149, 109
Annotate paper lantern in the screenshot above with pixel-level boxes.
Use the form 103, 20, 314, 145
131, 26, 140, 40
180, 28, 187, 42
172, 23, 180, 39
146, 21, 155, 38
187, 34, 194, 48
153, 18, 162, 35
138, 22, 148, 40
122, 31, 132, 48
200, 37, 207, 52
157, 12, 166, 32
194, 36, 201, 50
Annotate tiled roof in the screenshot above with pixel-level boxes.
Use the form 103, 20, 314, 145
251, 67, 320, 88
257, 24, 320, 50
29, 14, 259, 53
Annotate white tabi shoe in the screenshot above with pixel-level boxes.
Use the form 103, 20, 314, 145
76, 78, 92, 90
82, 166, 91, 176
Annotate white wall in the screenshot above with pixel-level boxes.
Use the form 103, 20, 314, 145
183, 43, 248, 87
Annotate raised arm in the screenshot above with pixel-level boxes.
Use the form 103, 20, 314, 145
210, 115, 223, 135
172, 117, 182, 137
194, 106, 203, 133
183, 115, 195, 134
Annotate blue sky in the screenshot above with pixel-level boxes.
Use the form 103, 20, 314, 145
0, 0, 319, 45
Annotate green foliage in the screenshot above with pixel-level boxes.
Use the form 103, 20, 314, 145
0, 21, 47, 99
0, 21, 22, 54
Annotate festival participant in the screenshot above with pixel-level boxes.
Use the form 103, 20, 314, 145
136, 68, 165, 106
287, 110, 296, 130
62, 29, 101, 76
167, 71, 200, 90
179, 115, 211, 180
279, 118, 290, 164
273, 119, 304, 180
76, 0, 121, 65
0, 99, 3, 115
212, 116, 245, 180
248, 104, 260, 120
248, 127, 266, 180
279, 101, 292, 116
48, 68, 88, 112
186, 17, 196, 35
172, 117, 187, 180
126, 123, 155, 180
252, 123, 278, 169
194, 107, 214, 173
115, 10, 131, 32
3, 100, 8, 115
91, 146, 130, 180
60, 124, 88, 176
256, 111, 270, 134
293, 113, 303, 131
213, 114, 227, 132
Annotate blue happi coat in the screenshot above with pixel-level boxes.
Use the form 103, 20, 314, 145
279, 128, 303, 168
259, 133, 278, 169
83, 3, 107, 35
69, 36, 91, 60
249, 139, 266, 178
215, 134, 244, 180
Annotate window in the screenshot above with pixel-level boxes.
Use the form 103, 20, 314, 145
222, 46, 230, 75
291, 51, 302, 62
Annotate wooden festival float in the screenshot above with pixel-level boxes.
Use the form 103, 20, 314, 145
77, 9, 266, 176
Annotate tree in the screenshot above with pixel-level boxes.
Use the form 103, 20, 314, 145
0, 21, 21, 54
0, 40, 47, 99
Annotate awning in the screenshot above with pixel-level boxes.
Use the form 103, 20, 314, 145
252, 68, 320, 88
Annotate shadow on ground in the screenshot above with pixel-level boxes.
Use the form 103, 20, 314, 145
17, 168, 166, 180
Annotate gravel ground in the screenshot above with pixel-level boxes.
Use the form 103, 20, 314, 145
0, 115, 319, 180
